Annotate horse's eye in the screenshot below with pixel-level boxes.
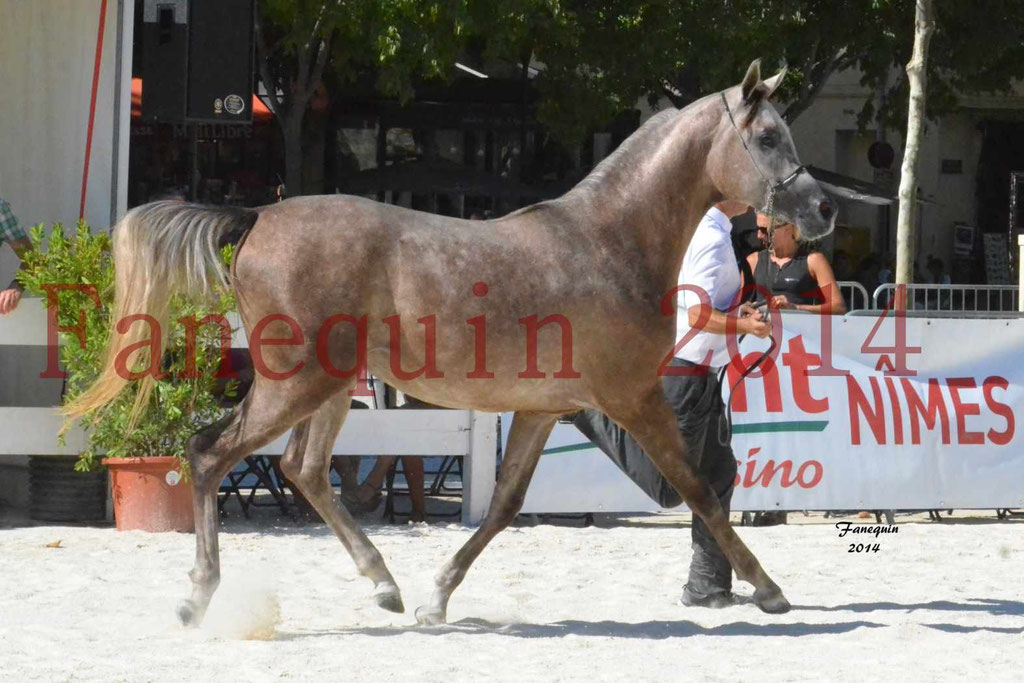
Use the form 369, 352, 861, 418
759, 132, 776, 148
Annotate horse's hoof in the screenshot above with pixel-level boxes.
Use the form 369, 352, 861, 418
414, 605, 446, 626
373, 583, 405, 614
176, 600, 199, 627
753, 587, 791, 614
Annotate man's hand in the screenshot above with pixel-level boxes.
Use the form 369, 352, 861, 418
738, 302, 761, 318
0, 287, 22, 315
737, 304, 771, 339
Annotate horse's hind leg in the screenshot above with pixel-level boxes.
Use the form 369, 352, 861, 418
177, 378, 337, 627
611, 388, 790, 614
279, 391, 404, 613
416, 411, 557, 625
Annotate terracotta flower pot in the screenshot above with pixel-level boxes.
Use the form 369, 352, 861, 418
102, 457, 194, 532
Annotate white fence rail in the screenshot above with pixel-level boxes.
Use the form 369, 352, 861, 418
0, 299, 497, 524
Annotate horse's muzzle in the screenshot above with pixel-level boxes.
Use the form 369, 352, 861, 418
775, 175, 837, 240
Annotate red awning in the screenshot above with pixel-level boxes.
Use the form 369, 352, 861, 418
131, 77, 272, 121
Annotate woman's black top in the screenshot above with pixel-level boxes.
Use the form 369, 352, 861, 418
752, 249, 823, 305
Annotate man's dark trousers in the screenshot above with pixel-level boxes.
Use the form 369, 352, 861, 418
572, 358, 737, 598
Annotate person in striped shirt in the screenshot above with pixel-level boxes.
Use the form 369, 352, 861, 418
0, 198, 30, 315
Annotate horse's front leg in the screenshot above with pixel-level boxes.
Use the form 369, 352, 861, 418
415, 411, 557, 625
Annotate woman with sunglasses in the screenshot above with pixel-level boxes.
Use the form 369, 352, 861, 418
747, 213, 846, 314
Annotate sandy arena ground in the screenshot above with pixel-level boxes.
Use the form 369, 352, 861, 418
1, 509, 1021, 682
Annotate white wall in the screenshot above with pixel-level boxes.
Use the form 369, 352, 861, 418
927, 112, 983, 266
0, 0, 132, 510
790, 69, 1024, 270
0, 0, 132, 286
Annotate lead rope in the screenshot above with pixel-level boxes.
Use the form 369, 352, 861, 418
718, 336, 778, 447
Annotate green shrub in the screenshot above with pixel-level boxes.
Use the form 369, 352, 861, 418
18, 222, 237, 474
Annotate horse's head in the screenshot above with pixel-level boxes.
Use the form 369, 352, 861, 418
708, 59, 836, 240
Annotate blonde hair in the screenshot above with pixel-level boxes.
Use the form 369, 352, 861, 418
757, 213, 801, 241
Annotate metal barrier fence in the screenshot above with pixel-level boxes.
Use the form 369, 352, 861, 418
870, 283, 1019, 313
836, 281, 1021, 314
837, 281, 870, 311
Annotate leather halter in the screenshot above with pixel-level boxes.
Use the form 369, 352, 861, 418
719, 91, 806, 246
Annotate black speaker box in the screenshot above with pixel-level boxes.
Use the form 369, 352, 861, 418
186, 0, 254, 123
141, 0, 189, 122
141, 0, 255, 124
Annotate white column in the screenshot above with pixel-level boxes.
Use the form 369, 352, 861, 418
111, 0, 134, 223
462, 411, 497, 525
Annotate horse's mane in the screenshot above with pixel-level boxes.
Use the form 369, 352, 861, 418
570, 107, 682, 197
502, 93, 719, 222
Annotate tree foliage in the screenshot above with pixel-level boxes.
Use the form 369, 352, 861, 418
257, 0, 1024, 180
476, 0, 1024, 139
473, 1, 683, 142
541, 1, 1024, 133
858, 0, 1024, 130
256, 0, 471, 194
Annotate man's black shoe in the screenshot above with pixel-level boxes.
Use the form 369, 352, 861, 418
678, 589, 735, 609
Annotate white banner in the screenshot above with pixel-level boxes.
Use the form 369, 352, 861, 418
508, 312, 1024, 513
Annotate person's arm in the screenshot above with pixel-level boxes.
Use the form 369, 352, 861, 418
796, 252, 846, 315
0, 198, 29, 314
768, 262, 846, 313
682, 236, 770, 338
0, 236, 31, 315
688, 303, 770, 338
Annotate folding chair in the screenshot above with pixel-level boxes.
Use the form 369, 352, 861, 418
218, 455, 290, 517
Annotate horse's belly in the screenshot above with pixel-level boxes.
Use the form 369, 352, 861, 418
360, 304, 665, 413
369, 370, 590, 413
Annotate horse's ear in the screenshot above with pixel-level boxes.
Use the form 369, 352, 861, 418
740, 59, 762, 104
763, 66, 788, 99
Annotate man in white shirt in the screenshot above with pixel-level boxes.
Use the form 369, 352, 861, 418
573, 201, 769, 608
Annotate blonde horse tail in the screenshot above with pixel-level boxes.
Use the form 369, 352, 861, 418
62, 201, 258, 426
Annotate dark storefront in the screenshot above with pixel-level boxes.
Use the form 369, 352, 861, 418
127, 3, 639, 216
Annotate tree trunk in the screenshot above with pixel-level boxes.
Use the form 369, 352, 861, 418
303, 107, 328, 195
282, 115, 305, 198
895, 0, 935, 298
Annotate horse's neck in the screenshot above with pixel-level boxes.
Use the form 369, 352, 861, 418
564, 105, 721, 290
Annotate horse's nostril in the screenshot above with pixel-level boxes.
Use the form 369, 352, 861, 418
819, 200, 834, 220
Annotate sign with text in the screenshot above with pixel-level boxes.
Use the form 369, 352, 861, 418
509, 313, 1024, 513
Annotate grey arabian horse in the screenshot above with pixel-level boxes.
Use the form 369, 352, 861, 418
66, 60, 835, 627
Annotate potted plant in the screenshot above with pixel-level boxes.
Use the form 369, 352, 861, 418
18, 222, 237, 532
